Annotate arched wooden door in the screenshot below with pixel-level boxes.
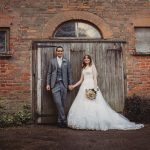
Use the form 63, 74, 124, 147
32, 40, 125, 124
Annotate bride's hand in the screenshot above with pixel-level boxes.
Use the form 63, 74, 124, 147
94, 87, 98, 91
72, 85, 75, 90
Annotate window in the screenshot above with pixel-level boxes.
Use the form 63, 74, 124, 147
135, 27, 150, 53
0, 28, 9, 53
54, 21, 101, 38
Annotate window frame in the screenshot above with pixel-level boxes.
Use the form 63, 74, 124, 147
53, 21, 102, 39
134, 27, 150, 55
0, 27, 10, 54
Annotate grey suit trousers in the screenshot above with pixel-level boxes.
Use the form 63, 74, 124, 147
51, 81, 67, 123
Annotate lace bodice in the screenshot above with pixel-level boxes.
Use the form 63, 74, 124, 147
82, 67, 93, 79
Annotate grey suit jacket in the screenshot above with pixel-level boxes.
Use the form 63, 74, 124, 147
47, 57, 73, 89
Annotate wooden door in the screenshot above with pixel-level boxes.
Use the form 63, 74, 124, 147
95, 43, 124, 111
32, 41, 124, 124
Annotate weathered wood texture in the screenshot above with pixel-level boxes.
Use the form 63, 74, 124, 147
33, 41, 124, 123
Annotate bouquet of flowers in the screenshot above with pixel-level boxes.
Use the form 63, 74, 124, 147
85, 89, 97, 100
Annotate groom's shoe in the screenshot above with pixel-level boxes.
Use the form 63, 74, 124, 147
57, 122, 63, 128
62, 122, 67, 128
57, 122, 67, 128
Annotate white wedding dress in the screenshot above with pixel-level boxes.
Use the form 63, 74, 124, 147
67, 67, 144, 130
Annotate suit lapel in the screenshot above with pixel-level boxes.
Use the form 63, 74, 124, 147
61, 58, 67, 70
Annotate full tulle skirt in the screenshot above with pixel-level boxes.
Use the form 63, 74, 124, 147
67, 78, 144, 131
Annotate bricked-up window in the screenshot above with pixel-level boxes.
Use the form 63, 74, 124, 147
0, 28, 9, 53
135, 27, 150, 53
54, 21, 101, 38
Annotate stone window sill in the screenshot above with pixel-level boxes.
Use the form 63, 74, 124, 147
131, 51, 150, 56
0, 53, 12, 58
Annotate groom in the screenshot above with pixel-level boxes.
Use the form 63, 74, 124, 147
46, 46, 73, 128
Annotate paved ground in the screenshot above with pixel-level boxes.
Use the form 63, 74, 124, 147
0, 124, 150, 150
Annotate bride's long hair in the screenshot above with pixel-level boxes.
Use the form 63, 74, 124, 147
82, 54, 92, 68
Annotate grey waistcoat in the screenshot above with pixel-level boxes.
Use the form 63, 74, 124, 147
56, 63, 63, 82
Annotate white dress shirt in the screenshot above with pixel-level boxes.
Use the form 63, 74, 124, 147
57, 56, 63, 67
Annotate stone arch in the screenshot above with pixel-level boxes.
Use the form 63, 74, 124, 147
42, 11, 113, 39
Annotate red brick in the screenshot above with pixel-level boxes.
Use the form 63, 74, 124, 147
0, 0, 150, 113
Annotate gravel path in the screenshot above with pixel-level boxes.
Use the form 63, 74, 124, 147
0, 124, 150, 150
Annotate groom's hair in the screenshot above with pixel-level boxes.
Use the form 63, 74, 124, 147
56, 46, 64, 51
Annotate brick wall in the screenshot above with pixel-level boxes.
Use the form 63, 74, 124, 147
0, 0, 150, 113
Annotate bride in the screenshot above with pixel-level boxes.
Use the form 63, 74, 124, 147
67, 54, 144, 130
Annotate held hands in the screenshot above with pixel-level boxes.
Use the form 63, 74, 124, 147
46, 85, 75, 91
68, 85, 75, 91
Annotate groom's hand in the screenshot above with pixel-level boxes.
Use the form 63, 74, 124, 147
46, 85, 50, 91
